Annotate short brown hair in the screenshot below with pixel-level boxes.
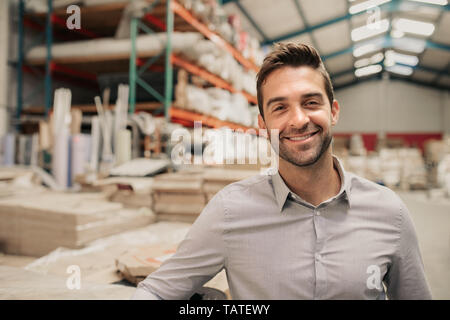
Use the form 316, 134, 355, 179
256, 42, 334, 118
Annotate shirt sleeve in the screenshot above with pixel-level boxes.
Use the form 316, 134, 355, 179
132, 192, 227, 300
384, 199, 432, 300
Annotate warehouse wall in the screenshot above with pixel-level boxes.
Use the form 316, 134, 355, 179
444, 90, 450, 135
0, 0, 9, 135
334, 77, 447, 134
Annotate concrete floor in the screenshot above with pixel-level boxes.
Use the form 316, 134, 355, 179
0, 191, 448, 299
397, 191, 450, 300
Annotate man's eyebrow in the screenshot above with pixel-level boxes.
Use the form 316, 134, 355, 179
266, 96, 287, 107
266, 92, 324, 108
302, 92, 323, 100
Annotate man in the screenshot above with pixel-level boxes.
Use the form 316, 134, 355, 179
133, 43, 432, 300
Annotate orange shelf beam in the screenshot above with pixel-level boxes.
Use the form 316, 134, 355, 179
171, 54, 257, 104
171, 54, 233, 91
170, 107, 257, 132
171, 0, 259, 73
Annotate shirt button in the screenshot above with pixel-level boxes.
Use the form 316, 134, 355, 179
315, 253, 321, 261
316, 210, 321, 216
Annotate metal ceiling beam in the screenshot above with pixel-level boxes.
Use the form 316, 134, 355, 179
321, 35, 450, 63
389, 74, 450, 91
233, 0, 270, 42
330, 60, 448, 82
262, 0, 396, 45
334, 74, 450, 92
292, 0, 320, 49
432, 61, 450, 85
261, 0, 450, 46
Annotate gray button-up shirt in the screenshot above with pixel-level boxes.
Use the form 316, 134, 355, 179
134, 156, 432, 300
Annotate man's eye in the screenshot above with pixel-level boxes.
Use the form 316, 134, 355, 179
305, 101, 319, 106
273, 105, 284, 111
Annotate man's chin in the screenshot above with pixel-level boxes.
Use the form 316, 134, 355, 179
279, 151, 322, 167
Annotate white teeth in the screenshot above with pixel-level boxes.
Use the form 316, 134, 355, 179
288, 133, 315, 141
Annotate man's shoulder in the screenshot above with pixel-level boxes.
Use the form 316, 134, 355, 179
219, 172, 272, 197
346, 171, 405, 211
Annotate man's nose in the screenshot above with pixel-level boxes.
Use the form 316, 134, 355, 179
288, 106, 309, 128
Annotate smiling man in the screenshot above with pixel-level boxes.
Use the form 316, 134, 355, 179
132, 43, 432, 300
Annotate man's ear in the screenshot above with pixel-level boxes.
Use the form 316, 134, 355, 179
331, 100, 340, 126
258, 114, 266, 130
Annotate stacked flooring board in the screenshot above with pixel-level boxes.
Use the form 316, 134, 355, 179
152, 168, 258, 222
25, 222, 192, 285
115, 244, 230, 299
23, 221, 231, 299
93, 176, 155, 209
115, 243, 178, 285
202, 168, 257, 202
0, 191, 155, 257
152, 171, 205, 223
0, 266, 136, 300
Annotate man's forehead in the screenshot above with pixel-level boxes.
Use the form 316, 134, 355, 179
262, 66, 326, 97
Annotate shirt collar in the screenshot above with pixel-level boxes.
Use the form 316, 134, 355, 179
271, 155, 352, 212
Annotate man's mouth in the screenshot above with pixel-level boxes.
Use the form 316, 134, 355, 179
283, 129, 320, 142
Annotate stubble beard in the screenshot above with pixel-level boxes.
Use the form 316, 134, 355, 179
274, 127, 333, 167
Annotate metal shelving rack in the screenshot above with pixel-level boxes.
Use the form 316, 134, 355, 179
128, 0, 259, 130
16, 0, 53, 120
16, 0, 259, 132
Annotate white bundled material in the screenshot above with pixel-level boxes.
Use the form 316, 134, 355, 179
366, 154, 381, 182
437, 154, 450, 196
242, 70, 257, 96
83, 0, 131, 5
184, 39, 256, 95
398, 148, 427, 190
379, 149, 402, 187
51, 88, 72, 189
229, 93, 253, 127
25, 0, 82, 13
350, 134, 367, 156
185, 84, 211, 114
347, 156, 367, 179
183, 86, 254, 127
26, 32, 203, 64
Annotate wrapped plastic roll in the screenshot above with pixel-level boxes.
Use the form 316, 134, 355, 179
115, 129, 132, 166
230, 93, 252, 126
206, 87, 231, 101
52, 126, 70, 189
71, 134, 91, 181
185, 85, 210, 114
1, 133, 15, 166
26, 33, 202, 64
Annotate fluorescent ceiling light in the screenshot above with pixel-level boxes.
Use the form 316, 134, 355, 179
355, 58, 371, 68
353, 37, 385, 57
385, 50, 419, 66
371, 52, 384, 63
386, 65, 414, 76
354, 44, 377, 57
351, 19, 390, 41
407, 0, 448, 5
354, 52, 384, 68
391, 37, 426, 53
355, 64, 383, 77
393, 18, 435, 36
391, 29, 405, 38
349, 0, 391, 14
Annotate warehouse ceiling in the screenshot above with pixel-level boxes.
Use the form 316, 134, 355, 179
222, 0, 450, 90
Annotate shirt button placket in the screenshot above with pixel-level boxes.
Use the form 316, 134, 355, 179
313, 207, 326, 299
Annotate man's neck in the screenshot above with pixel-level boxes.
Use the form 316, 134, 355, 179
278, 151, 341, 207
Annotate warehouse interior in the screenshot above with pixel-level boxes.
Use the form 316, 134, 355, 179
0, 0, 449, 300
